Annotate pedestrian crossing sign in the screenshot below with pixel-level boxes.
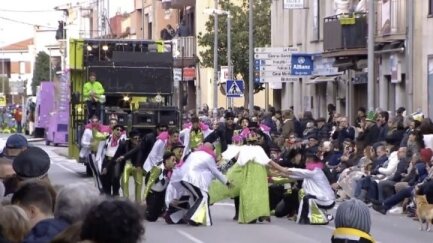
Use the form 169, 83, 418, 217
226, 80, 244, 98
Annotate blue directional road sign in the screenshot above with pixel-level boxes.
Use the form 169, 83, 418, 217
226, 80, 244, 98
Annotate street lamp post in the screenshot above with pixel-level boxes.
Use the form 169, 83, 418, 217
248, 0, 254, 114
213, 0, 219, 111
227, 13, 232, 108
204, 7, 232, 110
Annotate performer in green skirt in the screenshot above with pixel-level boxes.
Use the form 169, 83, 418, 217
209, 131, 288, 224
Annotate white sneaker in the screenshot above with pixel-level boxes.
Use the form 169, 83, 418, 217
388, 206, 403, 214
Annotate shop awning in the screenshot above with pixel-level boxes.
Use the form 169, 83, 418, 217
306, 75, 339, 85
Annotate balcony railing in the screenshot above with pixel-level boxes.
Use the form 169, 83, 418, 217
172, 36, 196, 58
323, 13, 368, 52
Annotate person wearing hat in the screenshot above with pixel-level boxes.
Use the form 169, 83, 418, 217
144, 150, 179, 222
284, 153, 335, 225
0, 134, 28, 185
1, 134, 28, 159
332, 199, 375, 243
3, 147, 51, 198
356, 111, 380, 150
305, 134, 320, 156
83, 72, 105, 119
95, 124, 127, 196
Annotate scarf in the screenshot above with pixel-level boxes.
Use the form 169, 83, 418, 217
111, 136, 120, 147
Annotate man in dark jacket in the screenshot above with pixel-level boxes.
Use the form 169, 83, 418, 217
331, 116, 355, 145
12, 181, 69, 243
204, 112, 239, 152
356, 111, 380, 150
116, 129, 147, 202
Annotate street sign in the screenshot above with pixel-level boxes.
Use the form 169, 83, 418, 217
254, 47, 299, 53
226, 80, 244, 98
254, 53, 292, 59
256, 59, 291, 66
291, 54, 314, 75
260, 71, 292, 77
254, 47, 313, 84
284, 0, 305, 9
260, 77, 299, 83
259, 65, 291, 72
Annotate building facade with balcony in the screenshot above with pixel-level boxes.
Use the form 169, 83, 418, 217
414, 0, 433, 119
271, 0, 348, 119
271, 0, 433, 121
160, 0, 272, 112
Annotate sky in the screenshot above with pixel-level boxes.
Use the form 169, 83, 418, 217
0, 0, 134, 47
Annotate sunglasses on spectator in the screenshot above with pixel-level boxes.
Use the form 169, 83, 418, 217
132, 136, 141, 140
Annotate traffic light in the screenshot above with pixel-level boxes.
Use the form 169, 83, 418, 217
55, 21, 66, 40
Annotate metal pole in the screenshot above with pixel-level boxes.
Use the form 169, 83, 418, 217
406, 0, 414, 114
1, 48, 4, 94
248, 0, 254, 113
49, 49, 52, 81
142, 0, 146, 39
367, 0, 375, 111
265, 83, 269, 111
181, 47, 185, 111
213, 0, 219, 110
227, 13, 232, 108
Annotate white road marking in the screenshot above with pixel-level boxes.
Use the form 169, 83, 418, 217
52, 161, 77, 174
176, 229, 205, 243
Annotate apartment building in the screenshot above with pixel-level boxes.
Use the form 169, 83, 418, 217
0, 27, 62, 103
123, 0, 269, 111
272, 0, 433, 120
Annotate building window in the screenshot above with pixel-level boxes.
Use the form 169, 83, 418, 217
429, 0, 433, 17
19, 61, 25, 74
428, 55, 433, 119
311, 0, 320, 41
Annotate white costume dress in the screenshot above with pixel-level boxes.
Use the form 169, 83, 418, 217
180, 150, 227, 226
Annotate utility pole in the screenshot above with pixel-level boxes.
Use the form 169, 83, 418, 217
248, 0, 254, 113
406, 0, 414, 113
1, 49, 4, 95
227, 12, 232, 108
142, 0, 146, 39
367, 0, 375, 111
213, 0, 219, 111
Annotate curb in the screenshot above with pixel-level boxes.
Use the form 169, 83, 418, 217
27, 138, 45, 142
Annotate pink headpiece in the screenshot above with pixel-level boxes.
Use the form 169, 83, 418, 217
260, 124, 271, 132
157, 131, 169, 141
232, 135, 243, 143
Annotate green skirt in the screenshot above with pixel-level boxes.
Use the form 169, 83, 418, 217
209, 162, 270, 224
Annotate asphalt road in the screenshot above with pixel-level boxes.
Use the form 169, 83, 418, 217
3, 134, 433, 243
